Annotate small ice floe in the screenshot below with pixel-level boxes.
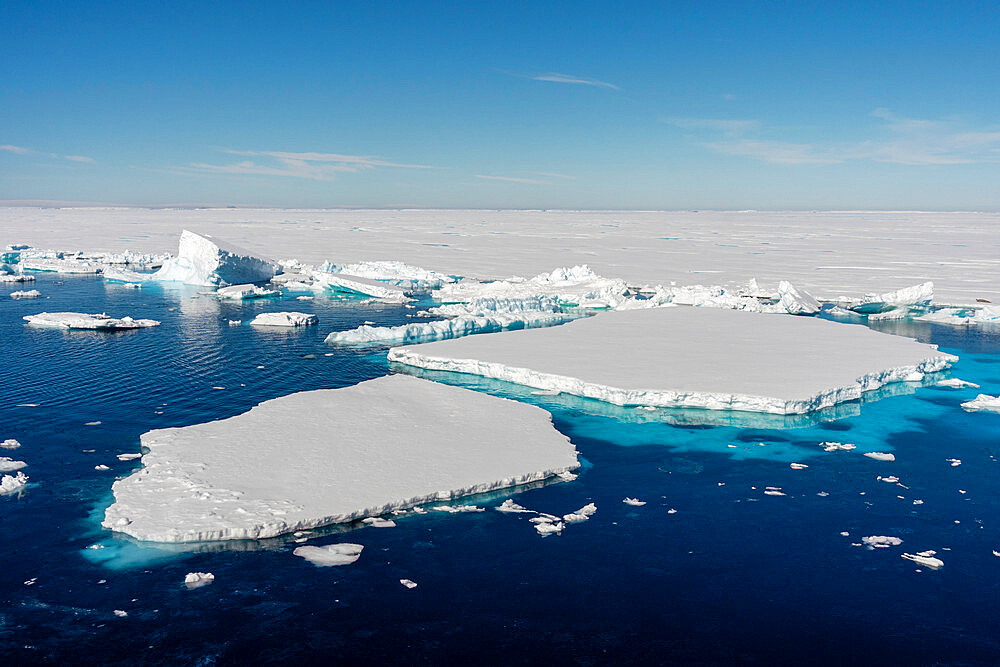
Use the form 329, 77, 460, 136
862, 535, 902, 549
95, 465, 111, 471
0, 457, 27, 472
15, 404, 38, 408
556, 470, 578, 482
433, 504, 484, 513
24, 312, 160, 330
496, 499, 535, 513
937, 378, 980, 389
961, 394, 1000, 413
24, 578, 37, 586
864, 452, 895, 462
85, 421, 101, 426
840, 531, 850, 537
184, 572, 215, 589
562, 503, 597, 524
293, 543, 364, 567
249, 312, 318, 327
959, 489, 967, 494
531, 389, 561, 396
1, 439, 21, 449
0, 472, 28, 494
790, 463, 808, 470
122, 283, 142, 289
117, 453, 142, 461
913, 499, 924, 505
296, 295, 314, 301
228, 319, 242, 326
878, 475, 900, 484
946, 458, 962, 467
902, 551, 944, 569
215, 284, 279, 300
993, 550, 1000, 558
622, 497, 646, 506
400, 579, 418, 589
764, 487, 786, 496
113, 610, 128, 618
667, 508, 678, 514
534, 520, 565, 535
362, 517, 396, 528
817, 491, 830, 497
10, 289, 41, 299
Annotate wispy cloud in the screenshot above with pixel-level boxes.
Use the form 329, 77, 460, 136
1, 144, 31, 155
1, 144, 93, 162
475, 174, 549, 185
530, 72, 619, 90
183, 149, 436, 181
64, 155, 95, 163
670, 110, 1000, 166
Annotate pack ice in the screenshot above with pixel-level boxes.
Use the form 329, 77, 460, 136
102, 375, 579, 542
388, 307, 956, 415
154, 230, 278, 286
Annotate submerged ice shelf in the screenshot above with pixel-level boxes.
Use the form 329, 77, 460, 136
388, 307, 956, 415
102, 375, 579, 542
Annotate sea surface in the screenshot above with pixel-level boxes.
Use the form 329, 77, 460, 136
2, 273, 1000, 664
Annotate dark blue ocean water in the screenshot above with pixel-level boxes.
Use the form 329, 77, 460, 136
2, 274, 1000, 665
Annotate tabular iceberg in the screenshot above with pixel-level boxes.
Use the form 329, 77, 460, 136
154, 230, 278, 286
388, 307, 956, 415
102, 375, 579, 542
250, 312, 318, 327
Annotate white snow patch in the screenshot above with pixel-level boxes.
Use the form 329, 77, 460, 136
294, 543, 364, 567
23, 312, 160, 330
249, 312, 318, 327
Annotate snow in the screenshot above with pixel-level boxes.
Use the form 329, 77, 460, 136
249, 312, 318, 327
937, 378, 979, 389
23, 312, 160, 330
10, 289, 41, 298
777, 281, 821, 315
961, 394, 1000, 413
0, 457, 27, 472
154, 230, 278, 286
215, 283, 279, 300
389, 307, 955, 415
864, 452, 896, 461
184, 572, 215, 589
293, 543, 364, 567
102, 375, 579, 542
0, 472, 28, 495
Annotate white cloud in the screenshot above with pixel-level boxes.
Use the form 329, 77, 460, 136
64, 155, 95, 163
1, 144, 94, 163
1, 144, 31, 155
475, 174, 549, 185
185, 149, 436, 181
531, 72, 619, 90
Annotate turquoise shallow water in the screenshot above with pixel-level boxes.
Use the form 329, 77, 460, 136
2, 273, 1000, 664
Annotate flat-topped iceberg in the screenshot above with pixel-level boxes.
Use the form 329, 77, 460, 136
250, 312, 318, 327
24, 312, 160, 330
102, 375, 579, 542
388, 307, 956, 415
216, 284, 279, 300
154, 230, 278, 287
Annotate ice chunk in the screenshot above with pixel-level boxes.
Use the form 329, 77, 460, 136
851, 282, 934, 314
562, 502, 597, 523
326, 312, 575, 346
102, 266, 155, 283
496, 499, 535, 513
535, 521, 564, 535
23, 312, 160, 330
0, 471, 28, 495
901, 551, 944, 569
362, 517, 396, 527
0, 273, 34, 283
154, 230, 278, 287
10, 289, 41, 299
961, 394, 1000, 413
103, 375, 579, 542
862, 535, 902, 548
113, 610, 128, 618
319, 260, 457, 287
820, 442, 856, 452
789, 463, 808, 470
936, 378, 979, 389
622, 497, 646, 506
117, 453, 142, 461
21, 257, 104, 274
293, 543, 364, 567
1, 439, 21, 450
95, 464, 111, 471
388, 308, 956, 415
777, 281, 821, 315
310, 271, 410, 301
864, 452, 895, 461
249, 312, 318, 327
399, 578, 418, 589
228, 319, 242, 326
184, 572, 215, 589
0, 457, 27, 472
215, 284, 279, 300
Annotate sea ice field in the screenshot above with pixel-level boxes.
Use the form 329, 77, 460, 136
2, 210, 1000, 664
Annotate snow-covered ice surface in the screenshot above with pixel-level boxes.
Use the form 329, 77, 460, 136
389, 307, 955, 414
23, 312, 161, 330
102, 375, 578, 542
249, 312, 318, 327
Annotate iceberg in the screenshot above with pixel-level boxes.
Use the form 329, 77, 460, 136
388, 307, 955, 415
102, 266, 156, 283
435, 265, 632, 310
0, 471, 28, 495
851, 282, 934, 314
23, 312, 160, 330
960, 394, 1000, 413
102, 375, 579, 542
10, 289, 41, 299
0, 457, 27, 472
294, 544, 364, 567
622, 497, 646, 506
862, 536, 902, 548
777, 281, 821, 315
154, 230, 278, 287
215, 284, 279, 300
249, 312, 318, 327
184, 572, 215, 589
1, 439, 21, 449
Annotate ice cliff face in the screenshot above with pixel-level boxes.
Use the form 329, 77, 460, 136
154, 230, 278, 287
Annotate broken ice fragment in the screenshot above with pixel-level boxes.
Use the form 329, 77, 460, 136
496, 499, 535, 513
902, 552, 944, 569
864, 452, 895, 462
293, 543, 364, 567
961, 394, 1000, 413
400, 579, 418, 589
250, 312, 318, 327
862, 536, 902, 548
184, 572, 215, 589
622, 497, 646, 506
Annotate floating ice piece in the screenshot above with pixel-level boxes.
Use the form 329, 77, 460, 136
95, 465, 110, 471
389, 308, 955, 415
362, 517, 396, 528
154, 230, 278, 287
296, 295, 314, 301
250, 312, 318, 327
622, 497, 646, 506
961, 394, 1000, 413
113, 610, 128, 618
184, 572, 215, 589
777, 280, 821, 315
1, 439, 21, 450
310, 271, 410, 301
0, 472, 28, 494
562, 502, 597, 524
916, 306, 1000, 327
862, 536, 902, 548
433, 504, 484, 513
10, 289, 40, 299
851, 282, 934, 314
864, 452, 896, 462
23, 312, 160, 330
0, 457, 27, 472
320, 260, 457, 288
103, 375, 578, 542
535, 521, 564, 535
21, 257, 104, 274
764, 487, 786, 496
294, 543, 364, 567
946, 458, 962, 467
117, 453, 142, 461
0, 272, 34, 283
215, 284, 279, 300
879, 475, 900, 484
790, 463, 808, 470
430, 296, 563, 318
496, 499, 535, 513
400, 578, 418, 589
436, 265, 633, 310
228, 319, 242, 326
102, 266, 154, 283
820, 442, 856, 452
327, 311, 575, 346
902, 551, 944, 569
937, 378, 980, 389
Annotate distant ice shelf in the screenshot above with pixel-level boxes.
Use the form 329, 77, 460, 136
388, 307, 956, 415
102, 375, 579, 542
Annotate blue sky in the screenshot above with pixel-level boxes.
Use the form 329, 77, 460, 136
2, 0, 999, 209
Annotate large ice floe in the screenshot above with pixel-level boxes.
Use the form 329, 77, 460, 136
153, 230, 278, 286
249, 312, 318, 327
23, 312, 160, 330
388, 307, 956, 415
102, 375, 579, 542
